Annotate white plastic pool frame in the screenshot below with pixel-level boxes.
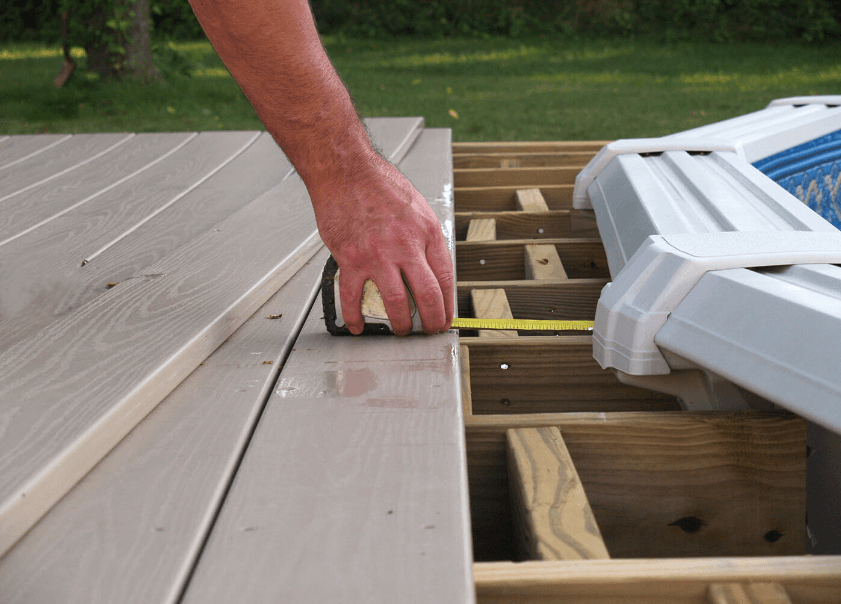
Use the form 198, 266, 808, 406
574, 96, 841, 552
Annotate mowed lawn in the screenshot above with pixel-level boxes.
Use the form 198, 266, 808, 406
1, 36, 840, 141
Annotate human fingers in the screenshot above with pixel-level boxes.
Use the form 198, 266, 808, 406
403, 261, 447, 334
425, 235, 455, 329
338, 266, 366, 335
373, 265, 415, 336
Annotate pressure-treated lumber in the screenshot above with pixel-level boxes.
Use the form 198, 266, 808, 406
471, 288, 518, 338
461, 343, 474, 417
452, 151, 596, 170
455, 166, 582, 189
457, 280, 607, 322
507, 427, 610, 561
515, 188, 550, 212
0, 248, 329, 604
466, 412, 806, 560
473, 557, 841, 604
456, 239, 609, 281
466, 218, 497, 241
456, 211, 571, 240
0, 119, 423, 558
452, 141, 610, 154
708, 583, 792, 604
462, 337, 679, 415
455, 184, 573, 212
180, 128, 474, 604
524, 244, 568, 280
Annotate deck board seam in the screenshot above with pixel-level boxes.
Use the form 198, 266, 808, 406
0, 133, 136, 207
81, 131, 263, 265
0, 134, 72, 172
0, 133, 195, 248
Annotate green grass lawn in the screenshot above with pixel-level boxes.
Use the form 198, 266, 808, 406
1, 36, 840, 141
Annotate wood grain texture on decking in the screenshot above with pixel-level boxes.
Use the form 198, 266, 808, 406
0, 132, 268, 354
473, 557, 841, 604
0, 119, 424, 558
0, 132, 198, 244
467, 412, 806, 559
0, 134, 71, 170
0, 248, 329, 604
181, 129, 475, 604
0, 133, 133, 201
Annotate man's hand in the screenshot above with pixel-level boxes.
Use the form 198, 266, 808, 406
187, 0, 453, 334
311, 153, 454, 336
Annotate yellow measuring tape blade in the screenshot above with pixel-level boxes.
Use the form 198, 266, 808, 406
451, 318, 594, 331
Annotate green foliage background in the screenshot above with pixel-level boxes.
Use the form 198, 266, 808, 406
2, 0, 840, 43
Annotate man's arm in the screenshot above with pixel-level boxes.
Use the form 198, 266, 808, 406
187, 0, 454, 335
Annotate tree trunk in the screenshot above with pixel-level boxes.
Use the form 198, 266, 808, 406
125, 0, 162, 83
80, 0, 161, 83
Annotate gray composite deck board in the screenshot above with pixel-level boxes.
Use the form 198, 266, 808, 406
0, 131, 259, 354
181, 128, 475, 604
0, 132, 132, 200
0, 248, 330, 604
0, 132, 199, 244
3, 132, 292, 351
0, 134, 71, 169
0, 118, 423, 559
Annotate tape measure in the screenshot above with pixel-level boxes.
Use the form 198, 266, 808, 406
451, 318, 594, 331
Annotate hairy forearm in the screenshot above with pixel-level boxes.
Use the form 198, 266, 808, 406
188, 0, 455, 335
188, 0, 376, 198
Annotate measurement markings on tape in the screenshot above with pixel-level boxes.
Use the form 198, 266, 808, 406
451, 318, 594, 331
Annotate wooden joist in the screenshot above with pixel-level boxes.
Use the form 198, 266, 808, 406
461, 338, 678, 415
461, 343, 474, 417
456, 210, 571, 240
524, 243, 568, 281
507, 427, 610, 561
515, 188, 550, 212
473, 557, 841, 604
452, 151, 596, 170
471, 288, 518, 338
708, 582, 793, 604
457, 280, 607, 322
467, 412, 806, 560
455, 184, 573, 212
456, 239, 609, 281
452, 141, 611, 155
466, 217, 497, 241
